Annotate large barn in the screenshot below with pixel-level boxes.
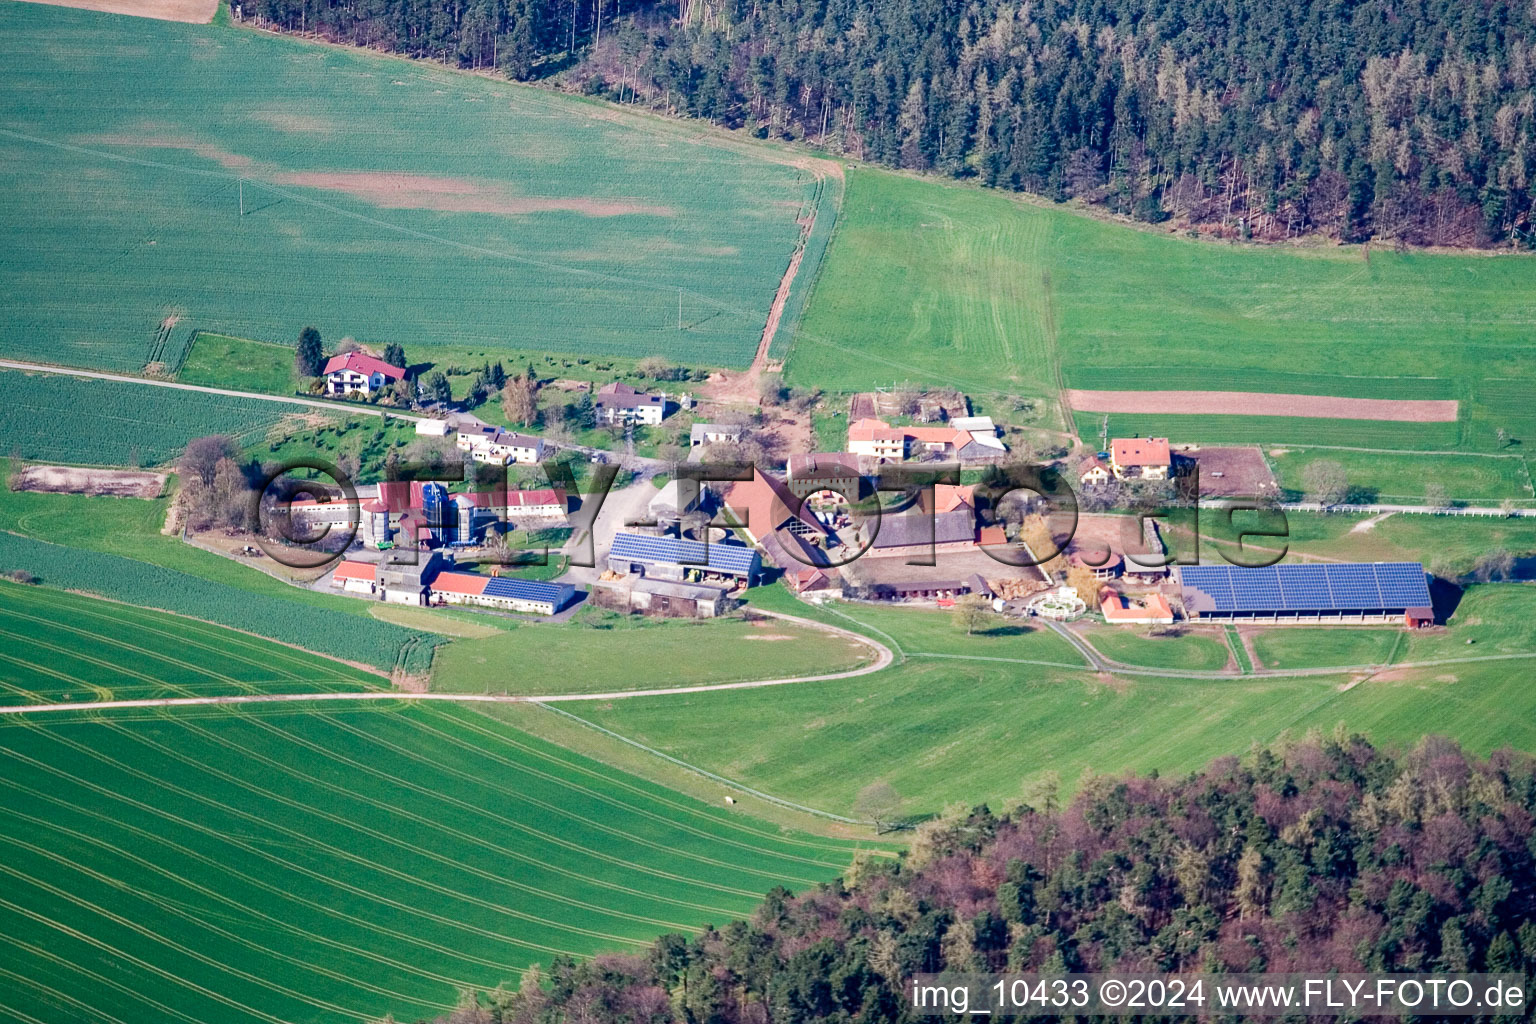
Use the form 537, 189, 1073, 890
1178, 562, 1433, 627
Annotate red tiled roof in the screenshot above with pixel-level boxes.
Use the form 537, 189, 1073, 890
1111, 437, 1171, 469
1100, 589, 1174, 621
935, 484, 974, 514
905, 426, 967, 446
332, 560, 377, 582
978, 525, 1008, 547
724, 469, 825, 539
430, 571, 490, 596
322, 351, 405, 381
847, 418, 904, 443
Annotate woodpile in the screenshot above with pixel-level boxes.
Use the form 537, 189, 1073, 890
989, 576, 1049, 601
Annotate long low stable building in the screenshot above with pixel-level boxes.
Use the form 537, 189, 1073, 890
430, 571, 577, 615
608, 531, 761, 586
1178, 562, 1433, 626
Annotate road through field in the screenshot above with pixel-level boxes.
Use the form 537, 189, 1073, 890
0, 609, 895, 715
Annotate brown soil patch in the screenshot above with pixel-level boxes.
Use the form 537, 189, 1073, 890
1181, 445, 1280, 498
13, 466, 166, 498
275, 172, 674, 218
1068, 389, 1458, 422
17, 0, 217, 21
80, 133, 256, 171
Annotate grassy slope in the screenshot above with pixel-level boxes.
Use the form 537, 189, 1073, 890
571, 586, 1536, 816
790, 169, 1536, 452
1248, 628, 1403, 671
431, 615, 875, 695
0, 1, 820, 373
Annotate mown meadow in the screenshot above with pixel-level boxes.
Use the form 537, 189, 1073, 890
0, 1, 828, 374
789, 169, 1536, 456
564, 584, 1536, 818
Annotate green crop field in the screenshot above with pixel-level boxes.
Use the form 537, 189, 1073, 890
431, 615, 875, 695
0, 369, 291, 466
0, 699, 863, 1024
0, 1, 831, 374
790, 169, 1536, 452
0, 581, 381, 706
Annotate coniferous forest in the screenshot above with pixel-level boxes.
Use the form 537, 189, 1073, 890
249, 0, 1536, 246
408, 736, 1536, 1023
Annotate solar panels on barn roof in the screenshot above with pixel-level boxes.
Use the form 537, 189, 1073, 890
610, 531, 760, 575
481, 576, 574, 604
1178, 562, 1430, 615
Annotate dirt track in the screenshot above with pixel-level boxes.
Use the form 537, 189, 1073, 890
16, 0, 218, 22
1067, 389, 1458, 422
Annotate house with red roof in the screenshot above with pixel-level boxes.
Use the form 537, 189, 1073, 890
1108, 437, 1172, 481
1099, 588, 1175, 625
323, 351, 406, 396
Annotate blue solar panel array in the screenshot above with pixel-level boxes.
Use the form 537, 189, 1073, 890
1180, 562, 1430, 613
610, 532, 761, 575
482, 576, 574, 606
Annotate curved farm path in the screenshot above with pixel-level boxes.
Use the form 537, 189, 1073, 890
0, 610, 894, 717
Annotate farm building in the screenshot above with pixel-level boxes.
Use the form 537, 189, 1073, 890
430, 572, 576, 615
323, 352, 405, 396
847, 418, 1007, 463
865, 485, 978, 557
415, 418, 452, 437
591, 576, 730, 618
648, 478, 702, 522
785, 452, 867, 501
608, 531, 761, 586
1078, 455, 1112, 486
375, 552, 451, 605
1178, 562, 1433, 626
1109, 438, 1172, 480
723, 468, 829, 570
455, 424, 544, 465
866, 573, 993, 603
594, 382, 666, 425
1100, 589, 1175, 625
330, 560, 378, 595
690, 422, 742, 447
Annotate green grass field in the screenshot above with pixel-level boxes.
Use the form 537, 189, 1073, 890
572, 586, 1536, 815
791, 169, 1536, 451
1264, 447, 1533, 503
0, 369, 291, 466
431, 614, 874, 695
1185, 509, 1536, 575
1078, 626, 1232, 671
1248, 627, 1404, 670
178, 332, 299, 394
0, 1, 829, 374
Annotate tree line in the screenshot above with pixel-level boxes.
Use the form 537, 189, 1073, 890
247, 0, 1536, 246
402, 734, 1536, 1023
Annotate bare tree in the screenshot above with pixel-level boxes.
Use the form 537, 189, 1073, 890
1424, 483, 1451, 510
1474, 547, 1514, 582
180, 436, 239, 489
952, 593, 992, 634
500, 375, 540, 427
1301, 459, 1348, 507
853, 780, 903, 833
